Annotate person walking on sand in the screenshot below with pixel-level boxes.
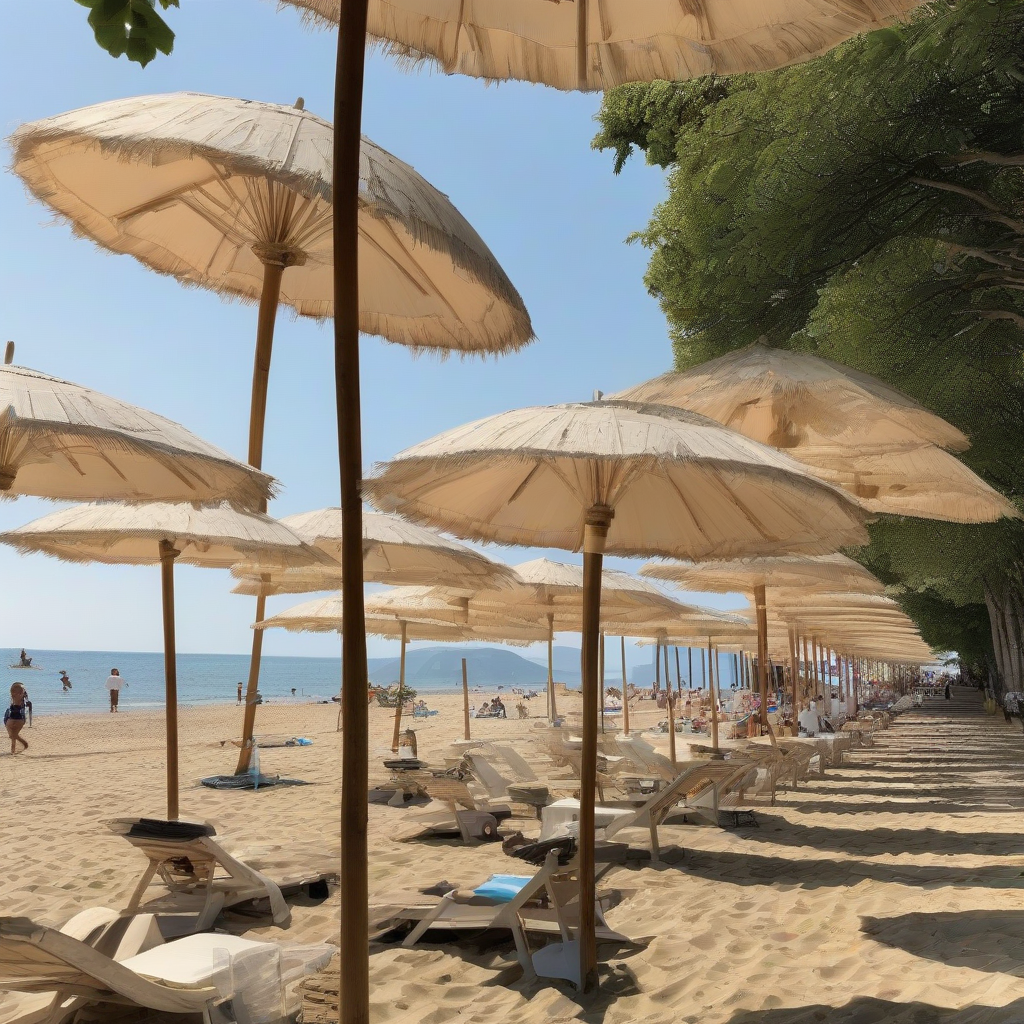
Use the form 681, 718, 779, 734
945, 680, 952, 700
107, 668, 123, 712
5, 683, 29, 753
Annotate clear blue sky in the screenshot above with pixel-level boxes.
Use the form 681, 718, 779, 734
0, 0, 744, 664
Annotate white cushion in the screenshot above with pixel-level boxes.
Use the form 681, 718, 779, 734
120, 933, 274, 986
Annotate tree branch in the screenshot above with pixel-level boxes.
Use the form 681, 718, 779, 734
909, 176, 1024, 234
971, 310, 1024, 330
942, 151, 1024, 168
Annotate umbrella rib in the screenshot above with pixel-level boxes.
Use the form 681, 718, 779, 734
379, 219, 466, 324
703, 468, 778, 542
659, 464, 713, 546
112, 173, 226, 224
358, 227, 431, 297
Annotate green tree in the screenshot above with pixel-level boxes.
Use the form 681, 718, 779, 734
595, 0, 1024, 691
75, 0, 177, 66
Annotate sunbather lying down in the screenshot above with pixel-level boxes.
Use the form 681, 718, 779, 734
0, 907, 333, 1024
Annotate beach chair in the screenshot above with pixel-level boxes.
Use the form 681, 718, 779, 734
0, 915, 332, 1024
107, 819, 337, 930
602, 761, 758, 860
372, 850, 629, 987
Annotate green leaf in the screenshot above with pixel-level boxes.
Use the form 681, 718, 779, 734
75, 0, 176, 66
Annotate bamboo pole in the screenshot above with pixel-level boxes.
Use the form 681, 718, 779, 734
159, 540, 180, 820
754, 583, 769, 731
708, 636, 719, 753
576, 0, 588, 89
663, 643, 672, 708
462, 658, 470, 741
234, 259, 287, 775
547, 612, 557, 721
391, 620, 408, 752
578, 507, 609, 991
620, 636, 629, 736
334, 3, 371, 1018
667, 690, 676, 765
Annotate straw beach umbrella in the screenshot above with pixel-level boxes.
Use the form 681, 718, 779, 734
0, 503, 323, 819
10, 94, 534, 769
287, 0, 925, 89
612, 344, 1016, 523
256, 593, 548, 644
266, 0, 928, 1005
230, 507, 515, 765
0, 348, 273, 509
642, 555, 886, 728
367, 397, 868, 986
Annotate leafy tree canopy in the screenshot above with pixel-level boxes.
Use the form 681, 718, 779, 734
594, 0, 1024, 671
76, 0, 177, 66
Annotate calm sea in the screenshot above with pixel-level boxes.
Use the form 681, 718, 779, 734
1, 648, 359, 717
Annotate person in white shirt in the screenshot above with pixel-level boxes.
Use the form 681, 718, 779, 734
107, 668, 123, 713
798, 700, 821, 737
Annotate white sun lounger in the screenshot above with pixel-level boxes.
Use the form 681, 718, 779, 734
107, 818, 337, 930
0, 914, 332, 1024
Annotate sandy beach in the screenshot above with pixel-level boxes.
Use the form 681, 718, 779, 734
4, 686, 1024, 1024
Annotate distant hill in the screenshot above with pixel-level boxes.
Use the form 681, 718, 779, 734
368, 646, 555, 687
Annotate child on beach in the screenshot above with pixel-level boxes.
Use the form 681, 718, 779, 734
107, 668, 123, 712
5, 683, 29, 753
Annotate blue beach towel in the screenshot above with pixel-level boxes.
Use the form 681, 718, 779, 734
471, 874, 533, 902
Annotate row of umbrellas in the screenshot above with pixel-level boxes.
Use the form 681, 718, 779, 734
4, 0, 975, 1002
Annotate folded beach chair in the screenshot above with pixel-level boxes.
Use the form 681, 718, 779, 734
372, 850, 630, 987
0, 915, 332, 1024
107, 819, 337, 930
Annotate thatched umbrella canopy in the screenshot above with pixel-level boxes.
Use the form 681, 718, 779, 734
0, 503, 321, 818
229, 507, 514, 762
366, 397, 868, 986
10, 92, 533, 361
612, 344, 1015, 524
0, 352, 273, 510
284, 0, 924, 90
10, 91, 534, 777
641, 553, 887, 726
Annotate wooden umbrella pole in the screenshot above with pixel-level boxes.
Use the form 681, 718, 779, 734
654, 638, 661, 693
235, 590, 267, 773
708, 636, 719, 753
688, 646, 693, 690
675, 646, 682, 695
462, 658, 470, 740
620, 636, 629, 736
667, 689, 676, 765
334, 2, 371, 1021
663, 643, 671, 708
235, 260, 286, 774
578, 506, 610, 992
576, 0, 588, 90
547, 613, 557, 721
391, 621, 408, 752
599, 631, 606, 735
159, 540, 180, 820
754, 584, 769, 732
701, 644, 706, 689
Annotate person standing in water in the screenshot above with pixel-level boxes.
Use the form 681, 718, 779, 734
107, 668, 123, 712
237, 681, 243, 704
59, 670, 72, 692
5, 683, 29, 753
